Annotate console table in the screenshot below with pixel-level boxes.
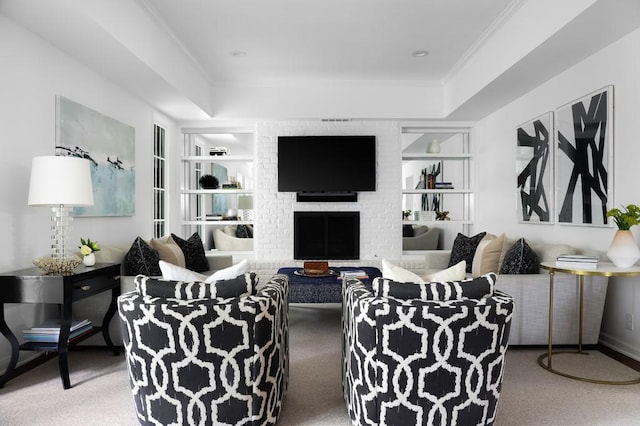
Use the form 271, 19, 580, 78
0, 263, 121, 389
539, 261, 640, 385
277, 266, 381, 303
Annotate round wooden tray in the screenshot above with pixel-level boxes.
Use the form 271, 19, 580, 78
293, 269, 338, 278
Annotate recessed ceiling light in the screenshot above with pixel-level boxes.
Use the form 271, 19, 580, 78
230, 50, 247, 57
413, 50, 429, 58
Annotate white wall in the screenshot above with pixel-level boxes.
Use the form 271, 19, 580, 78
473, 27, 640, 359
253, 120, 402, 264
0, 15, 171, 369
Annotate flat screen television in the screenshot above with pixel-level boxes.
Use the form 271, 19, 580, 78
278, 136, 376, 192
294, 211, 359, 260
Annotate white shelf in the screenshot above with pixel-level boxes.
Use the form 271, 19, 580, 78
183, 220, 253, 226
402, 153, 471, 160
402, 189, 473, 194
182, 155, 253, 162
181, 189, 253, 195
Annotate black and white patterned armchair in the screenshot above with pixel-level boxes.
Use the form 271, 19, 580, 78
342, 273, 513, 426
118, 273, 289, 426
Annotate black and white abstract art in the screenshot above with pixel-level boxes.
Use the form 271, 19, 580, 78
555, 86, 613, 226
516, 112, 553, 223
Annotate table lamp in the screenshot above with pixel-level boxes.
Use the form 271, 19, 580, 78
28, 156, 94, 272
238, 194, 253, 221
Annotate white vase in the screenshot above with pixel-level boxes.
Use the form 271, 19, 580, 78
427, 139, 441, 154
82, 252, 96, 267
606, 230, 640, 268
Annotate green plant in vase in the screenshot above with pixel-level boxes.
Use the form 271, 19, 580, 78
402, 210, 412, 220
605, 204, 640, 268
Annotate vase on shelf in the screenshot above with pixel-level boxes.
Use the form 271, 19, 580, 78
606, 230, 640, 268
82, 252, 96, 267
426, 139, 441, 154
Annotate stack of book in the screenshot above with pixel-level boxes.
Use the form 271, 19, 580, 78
339, 270, 369, 280
434, 182, 454, 189
555, 254, 599, 270
23, 319, 92, 343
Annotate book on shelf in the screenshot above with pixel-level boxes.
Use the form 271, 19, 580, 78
434, 182, 454, 189
23, 319, 93, 343
338, 270, 369, 280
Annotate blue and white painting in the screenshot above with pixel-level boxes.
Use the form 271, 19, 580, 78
55, 95, 135, 216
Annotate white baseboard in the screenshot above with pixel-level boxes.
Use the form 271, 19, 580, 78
599, 332, 640, 362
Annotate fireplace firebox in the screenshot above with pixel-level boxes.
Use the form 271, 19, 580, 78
294, 211, 359, 260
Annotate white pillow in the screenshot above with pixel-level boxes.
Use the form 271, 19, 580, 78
381, 259, 424, 283
425, 261, 466, 282
159, 259, 250, 283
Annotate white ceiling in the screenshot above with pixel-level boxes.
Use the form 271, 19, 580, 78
2, 0, 640, 122
144, 0, 514, 84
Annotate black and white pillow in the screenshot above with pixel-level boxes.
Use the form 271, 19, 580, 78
123, 237, 161, 276
134, 272, 257, 300
171, 232, 210, 273
448, 232, 487, 273
499, 238, 539, 274
402, 225, 414, 237
372, 273, 496, 301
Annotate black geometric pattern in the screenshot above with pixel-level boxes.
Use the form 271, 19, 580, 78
118, 274, 289, 426
372, 273, 496, 301
342, 278, 513, 426
136, 273, 257, 300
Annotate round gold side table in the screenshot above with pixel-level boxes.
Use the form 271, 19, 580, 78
538, 261, 640, 385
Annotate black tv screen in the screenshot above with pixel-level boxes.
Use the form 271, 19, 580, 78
278, 136, 376, 192
294, 211, 359, 260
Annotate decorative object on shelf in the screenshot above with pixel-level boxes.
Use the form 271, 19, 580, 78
556, 86, 613, 226
222, 182, 242, 189
79, 238, 100, 266
238, 195, 254, 221
606, 204, 640, 268
28, 156, 94, 274
199, 174, 219, 189
209, 146, 229, 156
402, 210, 412, 220
436, 211, 450, 221
426, 139, 441, 153
226, 208, 238, 219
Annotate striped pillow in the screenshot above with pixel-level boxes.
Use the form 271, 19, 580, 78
372, 273, 496, 301
134, 273, 257, 300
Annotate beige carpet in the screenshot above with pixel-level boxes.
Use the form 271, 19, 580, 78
1, 303, 640, 425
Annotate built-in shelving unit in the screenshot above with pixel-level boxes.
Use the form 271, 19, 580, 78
181, 127, 256, 254
400, 124, 474, 250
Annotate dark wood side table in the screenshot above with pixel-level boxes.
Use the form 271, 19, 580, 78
0, 263, 121, 389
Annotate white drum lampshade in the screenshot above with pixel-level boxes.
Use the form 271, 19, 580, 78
28, 156, 94, 266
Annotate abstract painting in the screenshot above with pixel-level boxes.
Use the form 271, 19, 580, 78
55, 96, 135, 216
516, 112, 553, 223
555, 86, 613, 226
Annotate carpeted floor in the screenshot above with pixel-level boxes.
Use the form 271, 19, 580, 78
1, 303, 640, 425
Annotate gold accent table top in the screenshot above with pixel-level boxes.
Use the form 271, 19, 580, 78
540, 261, 640, 277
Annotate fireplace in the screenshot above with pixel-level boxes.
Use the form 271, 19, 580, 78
294, 211, 360, 260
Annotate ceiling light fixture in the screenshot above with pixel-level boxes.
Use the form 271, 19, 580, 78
230, 50, 247, 57
412, 50, 429, 58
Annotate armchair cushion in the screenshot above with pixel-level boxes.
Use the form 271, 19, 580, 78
372, 272, 496, 301
134, 273, 257, 300
159, 259, 249, 283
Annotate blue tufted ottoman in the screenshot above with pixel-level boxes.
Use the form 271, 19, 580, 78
277, 266, 381, 303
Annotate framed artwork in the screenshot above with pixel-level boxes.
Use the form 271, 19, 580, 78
516, 112, 553, 224
55, 96, 135, 217
555, 86, 613, 227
